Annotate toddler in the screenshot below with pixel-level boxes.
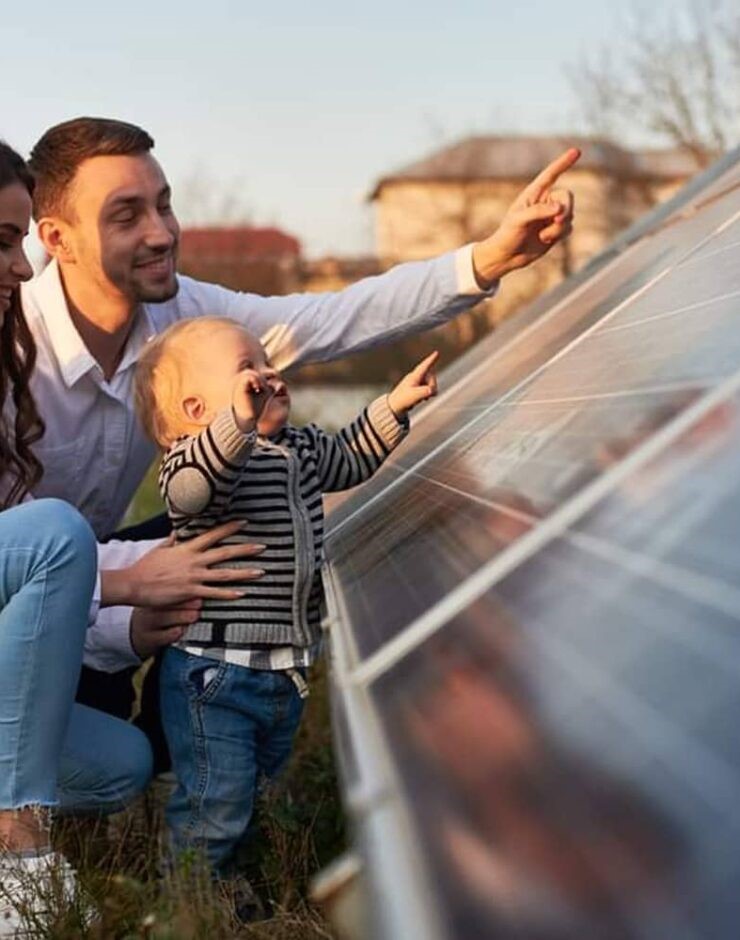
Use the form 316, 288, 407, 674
134, 316, 437, 886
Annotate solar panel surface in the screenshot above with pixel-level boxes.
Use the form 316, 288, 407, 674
323, 150, 740, 940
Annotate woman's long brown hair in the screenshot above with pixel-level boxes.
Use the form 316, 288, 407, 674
0, 142, 44, 507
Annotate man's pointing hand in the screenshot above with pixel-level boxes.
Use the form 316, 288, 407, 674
471, 147, 580, 287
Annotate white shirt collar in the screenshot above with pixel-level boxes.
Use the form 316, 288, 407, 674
31, 259, 157, 387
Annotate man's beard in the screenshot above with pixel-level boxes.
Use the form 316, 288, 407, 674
134, 277, 180, 303
131, 249, 179, 303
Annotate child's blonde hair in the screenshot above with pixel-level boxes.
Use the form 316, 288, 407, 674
134, 317, 244, 448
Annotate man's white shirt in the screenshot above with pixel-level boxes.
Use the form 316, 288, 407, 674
20, 246, 495, 671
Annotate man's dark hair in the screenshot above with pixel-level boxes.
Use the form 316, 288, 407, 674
28, 117, 154, 220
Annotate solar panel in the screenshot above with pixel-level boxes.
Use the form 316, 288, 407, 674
322, 148, 740, 939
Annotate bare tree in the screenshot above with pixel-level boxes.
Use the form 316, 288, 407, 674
568, 1, 740, 167
176, 168, 254, 227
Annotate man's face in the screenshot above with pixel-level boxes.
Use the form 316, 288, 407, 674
63, 153, 180, 304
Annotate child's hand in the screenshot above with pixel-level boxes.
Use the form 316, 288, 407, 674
232, 368, 272, 431
388, 351, 439, 419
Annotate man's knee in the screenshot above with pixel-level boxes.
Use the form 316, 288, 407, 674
75, 664, 137, 720
107, 722, 154, 805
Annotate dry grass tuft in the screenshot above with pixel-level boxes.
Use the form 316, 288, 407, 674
29, 661, 344, 939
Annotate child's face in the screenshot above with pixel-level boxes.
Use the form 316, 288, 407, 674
186, 325, 291, 436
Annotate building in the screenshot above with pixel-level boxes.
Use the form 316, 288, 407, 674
370, 135, 697, 326
178, 226, 302, 296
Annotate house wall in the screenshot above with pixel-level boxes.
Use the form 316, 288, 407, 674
373, 170, 687, 271
371, 168, 689, 336
375, 169, 633, 268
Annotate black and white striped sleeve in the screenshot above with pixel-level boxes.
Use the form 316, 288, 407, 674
307, 395, 408, 493
158, 409, 256, 517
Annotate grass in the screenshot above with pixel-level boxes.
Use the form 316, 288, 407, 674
36, 657, 344, 938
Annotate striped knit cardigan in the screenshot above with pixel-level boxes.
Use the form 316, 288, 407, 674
158, 395, 408, 649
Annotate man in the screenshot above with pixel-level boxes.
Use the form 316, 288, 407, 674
22, 117, 577, 736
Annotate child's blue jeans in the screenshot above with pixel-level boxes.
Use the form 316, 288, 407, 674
160, 647, 305, 874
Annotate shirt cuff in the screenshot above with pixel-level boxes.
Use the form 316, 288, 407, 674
212, 408, 257, 461
368, 395, 409, 450
88, 569, 101, 626
454, 243, 500, 297
83, 604, 141, 672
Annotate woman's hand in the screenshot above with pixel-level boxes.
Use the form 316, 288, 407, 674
129, 600, 202, 660
100, 520, 265, 608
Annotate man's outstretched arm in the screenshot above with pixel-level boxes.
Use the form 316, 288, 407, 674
175, 149, 580, 371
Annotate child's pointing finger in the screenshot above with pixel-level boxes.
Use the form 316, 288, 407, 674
412, 350, 440, 383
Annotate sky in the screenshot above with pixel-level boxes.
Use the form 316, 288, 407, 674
1, 1, 665, 258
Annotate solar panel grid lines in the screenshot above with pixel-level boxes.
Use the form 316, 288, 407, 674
327, 196, 740, 546
678, 235, 740, 269
392, 470, 740, 635
324, 231, 664, 532
529, 617, 740, 827
327, 254, 673, 544
577, 422, 740, 563
494, 622, 732, 940
327, 164, 740, 524
343, 326, 740, 689
399, 204, 661, 432
667, 223, 740, 267
330, 383, 720, 654
322, 151, 740, 939
364, 522, 740, 937
366, 586, 730, 940
589, 284, 740, 338
469, 379, 716, 408
328, 203, 740, 560
432, 149, 740, 398
327, 372, 733, 661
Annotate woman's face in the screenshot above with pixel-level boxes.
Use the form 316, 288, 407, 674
0, 181, 33, 319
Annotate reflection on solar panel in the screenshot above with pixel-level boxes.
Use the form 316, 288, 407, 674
321, 147, 740, 939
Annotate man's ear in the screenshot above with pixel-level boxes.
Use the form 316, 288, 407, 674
183, 395, 207, 423
37, 217, 76, 264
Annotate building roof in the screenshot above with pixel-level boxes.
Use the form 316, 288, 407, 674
369, 135, 699, 198
179, 226, 301, 260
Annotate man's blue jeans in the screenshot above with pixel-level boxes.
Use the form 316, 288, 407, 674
0, 500, 152, 815
160, 647, 305, 874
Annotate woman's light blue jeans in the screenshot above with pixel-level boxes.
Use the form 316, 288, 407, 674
0, 499, 152, 814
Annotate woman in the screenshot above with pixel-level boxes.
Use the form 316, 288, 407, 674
0, 141, 258, 936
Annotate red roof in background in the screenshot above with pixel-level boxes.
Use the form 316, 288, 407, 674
179, 227, 301, 259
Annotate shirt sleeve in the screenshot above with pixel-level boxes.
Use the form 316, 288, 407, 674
160, 410, 256, 518
455, 242, 500, 295
83, 604, 141, 671
83, 536, 165, 672
306, 395, 409, 493
173, 247, 498, 371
